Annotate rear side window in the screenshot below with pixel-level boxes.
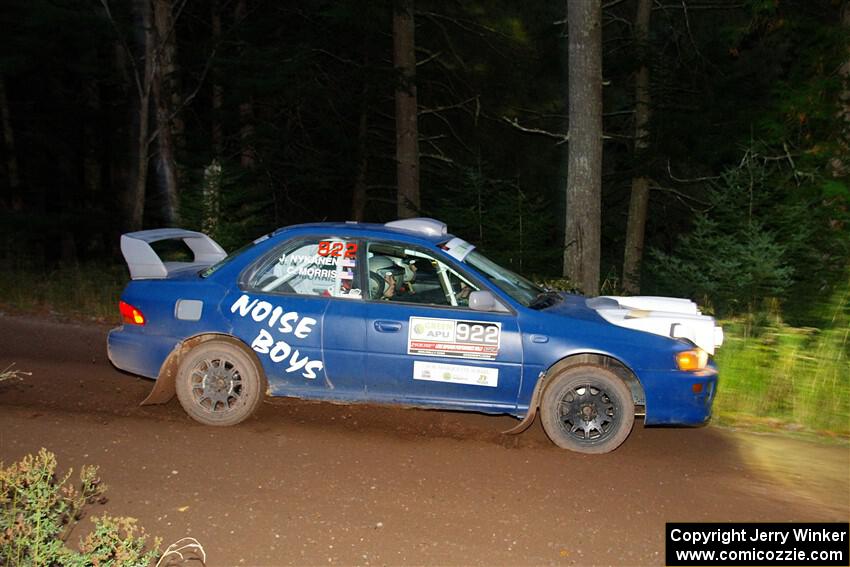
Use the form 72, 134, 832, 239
201, 234, 268, 278
243, 237, 362, 298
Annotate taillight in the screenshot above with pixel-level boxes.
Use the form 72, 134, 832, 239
119, 301, 146, 325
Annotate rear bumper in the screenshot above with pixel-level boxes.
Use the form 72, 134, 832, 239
640, 366, 718, 425
107, 326, 178, 380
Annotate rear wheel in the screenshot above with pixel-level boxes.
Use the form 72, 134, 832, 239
540, 366, 634, 454
175, 341, 264, 426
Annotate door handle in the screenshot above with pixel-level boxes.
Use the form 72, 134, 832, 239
374, 320, 402, 333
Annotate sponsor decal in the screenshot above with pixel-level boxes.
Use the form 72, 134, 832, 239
318, 240, 358, 259
413, 361, 498, 387
283, 265, 354, 280
279, 252, 355, 281
274, 240, 358, 296
230, 294, 323, 379
408, 316, 501, 360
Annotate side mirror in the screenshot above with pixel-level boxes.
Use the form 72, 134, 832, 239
468, 290, 509, 312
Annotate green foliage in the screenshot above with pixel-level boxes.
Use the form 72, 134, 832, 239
178, 163, 277, 253
714, 277, 850, 436
72, 516, 157, 567
0, 449, 159, 567
535, 277, 580, 294
649, 144, 849, 316
651, 217, 792, 314
429, 166, 558, 275
536, 275, 623, 296
0, 262, 126, 322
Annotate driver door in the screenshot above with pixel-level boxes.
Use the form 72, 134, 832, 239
361, 240, 523, 413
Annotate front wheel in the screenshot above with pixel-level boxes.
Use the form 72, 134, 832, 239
175, 341, 265, 426
540, 366, 634, 454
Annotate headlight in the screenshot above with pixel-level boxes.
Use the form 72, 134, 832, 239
676, 349, 708, 371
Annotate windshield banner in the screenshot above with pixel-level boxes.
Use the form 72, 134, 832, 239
440, 237, 475, 262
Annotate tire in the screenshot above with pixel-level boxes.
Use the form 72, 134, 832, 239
540, 365, 635, 454
175, 341, 265, 426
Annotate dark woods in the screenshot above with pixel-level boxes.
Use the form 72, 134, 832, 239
0, 0, 847, 319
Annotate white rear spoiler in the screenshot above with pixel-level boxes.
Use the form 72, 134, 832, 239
120, 229, 227, 280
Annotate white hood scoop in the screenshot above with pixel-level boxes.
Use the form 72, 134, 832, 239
587, 296, 724, 355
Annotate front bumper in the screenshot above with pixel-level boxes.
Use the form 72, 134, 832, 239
640, 365, 718, 426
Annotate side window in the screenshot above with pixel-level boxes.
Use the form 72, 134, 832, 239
366, 242, 478, 307
246, 237, 362, 298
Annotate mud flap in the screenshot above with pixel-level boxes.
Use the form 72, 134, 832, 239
502, 371, 546, 435
140, 379, 175, 405
139, 344, 183, 405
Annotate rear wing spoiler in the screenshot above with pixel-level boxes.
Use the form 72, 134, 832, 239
120, 229, 227, 280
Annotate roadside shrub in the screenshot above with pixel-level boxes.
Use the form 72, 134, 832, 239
714, 280, 850, 436
0, 448, 159, 567
536, 277, 580, 294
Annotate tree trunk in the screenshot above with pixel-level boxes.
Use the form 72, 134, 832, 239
235, 0, 256, 169
0, 75, 22, 211
110, 41, 132, 241
351, 91, 369, 222
83, 81, 102, 199
563, 0, 603, 296
202, 160, 222, 236
153, 0, 180, 225
393, 0, 419, 218
238, 99, 256, 168
351, 43, 370, 222
622, 0, 653, 294
831, 1, 850, 177
126, 0, 155, 231
211, 0, 224, 157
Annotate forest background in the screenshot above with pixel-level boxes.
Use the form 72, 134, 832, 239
0, 0, 848, 435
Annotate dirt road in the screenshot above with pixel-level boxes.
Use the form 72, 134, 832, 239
1, 314, 847, 566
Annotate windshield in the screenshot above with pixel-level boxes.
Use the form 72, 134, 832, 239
463, 249, 544, 306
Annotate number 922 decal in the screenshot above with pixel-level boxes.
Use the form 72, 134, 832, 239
407, 317, 501, 360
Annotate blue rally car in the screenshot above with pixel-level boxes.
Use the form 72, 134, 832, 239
108, 218, 723, 453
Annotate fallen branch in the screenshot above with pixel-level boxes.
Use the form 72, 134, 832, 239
0, 362, 31, 382
156, 537, 206, 567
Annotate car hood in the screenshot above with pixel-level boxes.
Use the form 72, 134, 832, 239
585, 295, 724, 355
535, 293, 723, 355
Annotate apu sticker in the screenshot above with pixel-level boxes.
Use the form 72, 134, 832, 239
408, 316, 501, 360
413, 361, 498, 387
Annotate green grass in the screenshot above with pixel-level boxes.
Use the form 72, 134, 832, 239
0, 262, 126, 322
714, 289, 850, 437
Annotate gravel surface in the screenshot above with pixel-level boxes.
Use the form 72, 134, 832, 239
1, 314, 847, 566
